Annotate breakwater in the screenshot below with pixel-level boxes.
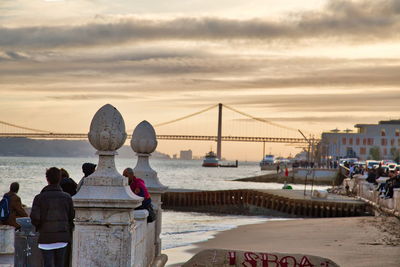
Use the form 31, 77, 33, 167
161, 189, 367, 218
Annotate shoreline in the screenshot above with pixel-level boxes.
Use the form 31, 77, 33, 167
235, 173, 334, 185
163, 216, 400, 267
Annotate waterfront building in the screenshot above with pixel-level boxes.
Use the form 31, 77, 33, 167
180, 149, 193, 160
321, 120, 400, 161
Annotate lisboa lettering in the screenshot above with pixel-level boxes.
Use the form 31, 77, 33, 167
228, 251, 333, 267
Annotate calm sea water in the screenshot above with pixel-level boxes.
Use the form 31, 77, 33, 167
0, 156, 322, 251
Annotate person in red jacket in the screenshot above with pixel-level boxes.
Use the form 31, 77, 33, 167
122, 168, 157, 222
122, 168, 151, 209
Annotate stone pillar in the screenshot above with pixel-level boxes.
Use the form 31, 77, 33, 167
131, 121, 168, 260
394, 188, 400, 212
0, 225, 14, 254
356, 176, 367, 197
72, 104, 143, 267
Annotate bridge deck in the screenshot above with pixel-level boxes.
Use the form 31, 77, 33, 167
0, 133, 317, 143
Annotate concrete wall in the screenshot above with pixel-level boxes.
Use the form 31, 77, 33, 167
293, 168, 337, 183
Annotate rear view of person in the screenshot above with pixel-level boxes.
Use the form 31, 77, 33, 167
0, 182, 28, 229
76, 163, 96, 192
59, 168, 77, 196
30, 167, 75, 267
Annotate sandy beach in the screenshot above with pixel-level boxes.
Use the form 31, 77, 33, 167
164, 216, 400, 267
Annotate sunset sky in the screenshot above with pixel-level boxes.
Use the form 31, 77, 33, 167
1, 0, 400, 160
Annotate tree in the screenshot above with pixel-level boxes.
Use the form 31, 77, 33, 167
390, 147, 400, 163
369, 146, 381, 160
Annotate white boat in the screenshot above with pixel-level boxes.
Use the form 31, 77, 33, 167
260, 155, 276, 170
202, 151, 219, 167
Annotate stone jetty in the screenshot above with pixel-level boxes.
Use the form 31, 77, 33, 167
162, 189, 367, 217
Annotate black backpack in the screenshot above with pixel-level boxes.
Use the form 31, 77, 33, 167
0, 195, 11, 222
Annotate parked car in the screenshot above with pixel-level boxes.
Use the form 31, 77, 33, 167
387, 163, 397, 171
366, 160, 380, 170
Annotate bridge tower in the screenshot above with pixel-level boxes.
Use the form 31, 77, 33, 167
217, 103, 222, 159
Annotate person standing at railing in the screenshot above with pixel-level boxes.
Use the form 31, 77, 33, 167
76, 163, 96, 192
366, 168, 378, 184
59, 168, 77, 196
30, 167, 75, 267
349, 164, 354, 179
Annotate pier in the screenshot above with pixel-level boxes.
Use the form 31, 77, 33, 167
162, 189, 367, 218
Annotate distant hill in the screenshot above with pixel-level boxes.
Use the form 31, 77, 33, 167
0, 137, 170, 159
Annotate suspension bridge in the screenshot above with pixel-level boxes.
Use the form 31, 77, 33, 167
0, 103, 319, 158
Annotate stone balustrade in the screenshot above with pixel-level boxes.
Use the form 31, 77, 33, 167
71, 104, 167, 267
357, 178, 400, 217
4, 105, 167, 266
132, 210, 157, 267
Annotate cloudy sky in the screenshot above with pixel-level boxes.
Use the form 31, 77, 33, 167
1, 0, 400, 160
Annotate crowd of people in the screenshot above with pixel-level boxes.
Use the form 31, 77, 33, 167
0, 164, 153, 267
291, 160, 339, 169
365, 164, 400, 199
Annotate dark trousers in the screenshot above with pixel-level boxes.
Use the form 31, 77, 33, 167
40, 247, 67, 267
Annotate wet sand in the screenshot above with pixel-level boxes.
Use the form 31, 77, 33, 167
164, 216, 400, 267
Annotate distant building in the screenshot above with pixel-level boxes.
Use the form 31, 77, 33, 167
180, 149, 193, 160
321, 120, 400, 161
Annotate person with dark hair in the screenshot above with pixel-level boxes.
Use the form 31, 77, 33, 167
366, 168, 377, 184
59, 168, 77, 196
76, 163, 96, 191
0, 182, 28, 229
30, 167, 75, 267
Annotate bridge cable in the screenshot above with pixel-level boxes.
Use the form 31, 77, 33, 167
222, 104, 307, 133
0, 120, 52, 133
154, 104, 218, 127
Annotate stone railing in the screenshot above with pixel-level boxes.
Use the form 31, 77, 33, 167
132, 210, 156, 267
71, 104, 167, 267
357, 177, 400, 217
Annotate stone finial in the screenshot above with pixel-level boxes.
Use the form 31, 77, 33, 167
88, 104, 127, 152
131, 120, 157, 154
130, 120, 167, 192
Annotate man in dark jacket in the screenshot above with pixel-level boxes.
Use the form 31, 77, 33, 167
1, 182, 28, 229
76, 162, 96, 192
30, 167, 75, 267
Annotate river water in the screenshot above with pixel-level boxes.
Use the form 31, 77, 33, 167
0, 156, 323, 251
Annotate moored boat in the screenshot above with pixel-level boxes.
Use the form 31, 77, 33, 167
260, 154, 276, 170
202, 151, 219, 167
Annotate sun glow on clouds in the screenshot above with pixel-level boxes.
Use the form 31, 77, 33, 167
2, 0, 400, 159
